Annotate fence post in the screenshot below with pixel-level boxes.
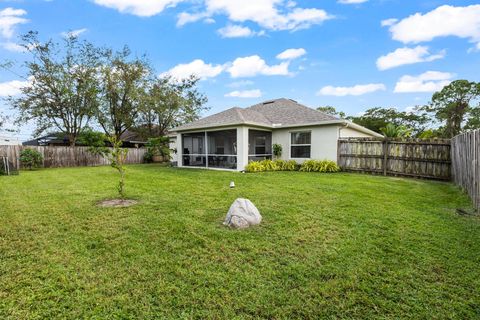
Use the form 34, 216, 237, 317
383, 138, 388, 176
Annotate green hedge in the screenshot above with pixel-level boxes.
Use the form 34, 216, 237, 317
245, 159, 340, 173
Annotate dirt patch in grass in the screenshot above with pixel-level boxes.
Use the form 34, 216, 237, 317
97, 199, 138, 208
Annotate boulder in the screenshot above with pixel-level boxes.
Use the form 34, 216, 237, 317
224, 198, 262, 228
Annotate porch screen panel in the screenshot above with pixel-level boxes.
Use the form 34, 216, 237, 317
207, 129, 237, 169
182, 132, 206, 167
248, 130, 272, 162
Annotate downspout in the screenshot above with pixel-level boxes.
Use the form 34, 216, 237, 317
337, 121, 349, 166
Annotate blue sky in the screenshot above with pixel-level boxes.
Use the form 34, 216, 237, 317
1, 0, 480, 140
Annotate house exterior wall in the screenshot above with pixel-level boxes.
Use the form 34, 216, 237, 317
175, 124, 377, 170
272, 125, 340, 163
340, 127, 374, 138
169, 137, 178, 164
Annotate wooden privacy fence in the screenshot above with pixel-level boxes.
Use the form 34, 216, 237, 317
451, 130, 480, 211
0, 145, 146, 170
338, 138, 451, 180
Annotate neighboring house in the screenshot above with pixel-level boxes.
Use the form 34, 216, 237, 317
23, 131, 147, 148
0, 135, 21, 146
172, 98, 382, 171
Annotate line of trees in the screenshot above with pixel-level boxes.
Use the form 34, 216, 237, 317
318, 80, 480, 138
10, 31, 208, 146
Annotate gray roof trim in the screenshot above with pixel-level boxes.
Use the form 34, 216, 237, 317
175, 122, 273, 133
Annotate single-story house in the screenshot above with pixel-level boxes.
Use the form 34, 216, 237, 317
171, 98, 382, 171
23, 131, 147, 148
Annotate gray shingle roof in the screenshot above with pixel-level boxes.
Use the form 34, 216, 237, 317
173, 98, 339, 131
249, 98, 338, 125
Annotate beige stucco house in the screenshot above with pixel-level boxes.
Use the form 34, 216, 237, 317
171, 98, 382, 171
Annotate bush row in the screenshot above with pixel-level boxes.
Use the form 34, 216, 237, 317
245, 159, 340, 173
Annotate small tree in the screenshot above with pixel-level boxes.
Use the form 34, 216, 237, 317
19, 149, 43, 169
380, 123, 412, 138
272, 143, 283, 159
107, 136, 128, 198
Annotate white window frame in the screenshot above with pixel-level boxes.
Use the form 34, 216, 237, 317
290, 131, 312, 159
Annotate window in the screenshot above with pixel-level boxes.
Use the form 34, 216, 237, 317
291, 131, 311, 158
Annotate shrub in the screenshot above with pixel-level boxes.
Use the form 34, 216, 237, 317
145, 137, 171, 162
19, 149, 43, 170
245, 161, 265, 172
143, 150, 154, 163
260, 159, 279, 171
245, 159, 339, 173
273, 159, 286, 170
283, 160, 298, 171
299, 160, 340, 173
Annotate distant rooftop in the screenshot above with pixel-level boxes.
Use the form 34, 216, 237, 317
174, 98, 339, 131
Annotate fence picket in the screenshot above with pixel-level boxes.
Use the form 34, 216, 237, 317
338, 138, 451, 180
0, 145, 147, 170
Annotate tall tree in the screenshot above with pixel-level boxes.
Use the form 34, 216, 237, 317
12, 32, 101, 146
348, 107, 429, 136
96, 47, 150, 140
136, 76, 208, 138
424, 80, 480, 138
317, 106, 346, 118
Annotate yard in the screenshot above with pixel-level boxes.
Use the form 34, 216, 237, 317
1, 165, 480, 319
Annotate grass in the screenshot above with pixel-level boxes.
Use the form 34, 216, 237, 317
1, 164, 480, 319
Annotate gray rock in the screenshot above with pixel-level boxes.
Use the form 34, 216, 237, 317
224, 198, 262, 228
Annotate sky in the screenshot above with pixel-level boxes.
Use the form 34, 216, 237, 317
1, 0, 480, 140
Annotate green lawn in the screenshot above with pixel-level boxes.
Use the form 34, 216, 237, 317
1, 165, 479, 319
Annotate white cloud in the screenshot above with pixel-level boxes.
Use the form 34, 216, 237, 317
0, 7, 28, 39
394, 71, 453, 93
61, 28, 88, 38
176, 11, 209, 27
93, 0, 184, 17
162, 54, 293, 80
179, 0, 332, 31
276, 48, 306, 60
381, 18, 398, 27
217, 24, 259, 38
161, 59, 225, 80
225, 89, 262, 98
227, 55, 290, 78
376, 46, 445, 70
388, 5, 480, 47
0, 79, 30, 97
338, 0, 368, 4
1, 42, 25, 52
317, 83, 386, 96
